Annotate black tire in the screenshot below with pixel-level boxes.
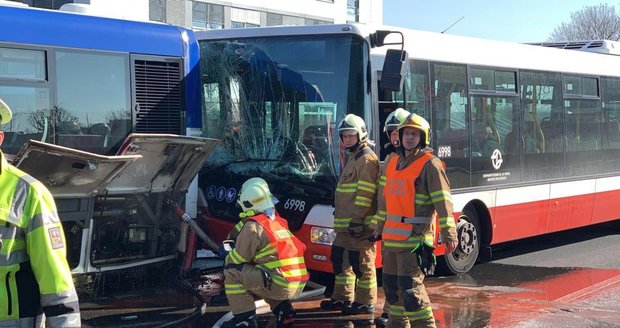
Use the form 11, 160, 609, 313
437, 207, 481, 275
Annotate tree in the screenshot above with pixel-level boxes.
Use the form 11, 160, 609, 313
28, 106, 79, 133
548, 3, 620, 41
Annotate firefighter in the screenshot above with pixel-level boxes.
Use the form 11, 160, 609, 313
371, 107, 410, 327
222, 177, 308, 328
320, 114, 380, 315
374, 113, 458, 328
0, 98, 81, 327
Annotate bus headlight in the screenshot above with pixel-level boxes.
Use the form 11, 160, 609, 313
310, 226, 336, 245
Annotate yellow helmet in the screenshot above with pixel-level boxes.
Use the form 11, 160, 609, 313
384, 108, 410, 133
398, 113, 431, 147
237, 177, 274, 213
0, 98, 13, 126
337, 114, 368, 143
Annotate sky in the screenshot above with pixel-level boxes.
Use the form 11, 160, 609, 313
383, 1, 616, 43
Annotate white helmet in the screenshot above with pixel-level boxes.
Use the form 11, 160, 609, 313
237, 177, 274, 213
337, 114, 368, 143
0, 98, 12, 125
384, 108, 410, 134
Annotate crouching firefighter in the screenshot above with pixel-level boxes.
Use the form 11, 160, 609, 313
376, 113, 458, 328
222, 177, 309, 328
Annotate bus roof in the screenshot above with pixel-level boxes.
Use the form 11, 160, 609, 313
195, 23, 370, 41
371, 27, 620, 77
527, 40, 620, 56
0, 5, 188, 56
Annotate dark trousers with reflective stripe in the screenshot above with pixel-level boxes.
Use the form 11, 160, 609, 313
331, 233, 377, 305
382, 248, 435, 328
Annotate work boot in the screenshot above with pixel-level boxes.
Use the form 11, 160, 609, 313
341, 301, 375, 315
319, 298, 351, 311
221, 310, 258, 328
273, 300, 296, 328
374, 312, 389, 327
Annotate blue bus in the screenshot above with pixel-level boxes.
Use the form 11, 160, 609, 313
0, 4, 206, 275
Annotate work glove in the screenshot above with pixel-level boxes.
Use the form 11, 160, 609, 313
217, 245, 229, 259
348, 222, 364, 238
218, 239, 235, 259
368, 232, 382, 242
411, 241, 437, 276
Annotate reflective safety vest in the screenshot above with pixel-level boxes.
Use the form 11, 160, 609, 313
0, 152, 80, 327
250, 214, 309, 283
383, 153, 434, 247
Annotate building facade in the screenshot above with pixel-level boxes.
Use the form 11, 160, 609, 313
4, 0, 383, 28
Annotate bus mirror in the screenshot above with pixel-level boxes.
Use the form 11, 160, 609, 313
370, 30, 392, 47
380, 49, 408, 92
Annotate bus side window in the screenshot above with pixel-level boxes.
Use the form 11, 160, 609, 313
604, 121, 620, 148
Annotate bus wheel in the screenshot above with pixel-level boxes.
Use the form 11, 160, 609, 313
437, 208, 480, 275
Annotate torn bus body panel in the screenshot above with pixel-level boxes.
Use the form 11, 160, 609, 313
12, 140, 140, 197
109, 133, 219, 194
13, 134, 220, 275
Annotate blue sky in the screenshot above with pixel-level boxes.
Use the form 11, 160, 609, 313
383, 1, 615, 43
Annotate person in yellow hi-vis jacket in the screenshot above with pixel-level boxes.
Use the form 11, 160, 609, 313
320, 114, 380, 315
373, 113, 458, 328
371, 107, 410, 327
0, 98, 81, 328
222, 177, 308, 328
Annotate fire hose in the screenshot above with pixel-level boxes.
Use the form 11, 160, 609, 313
166, 199, 219, 251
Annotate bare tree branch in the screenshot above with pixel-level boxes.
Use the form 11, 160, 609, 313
548, 4, 620, 41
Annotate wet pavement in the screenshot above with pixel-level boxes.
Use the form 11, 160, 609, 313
191, 264, 620, 328
80, 222, 620, 327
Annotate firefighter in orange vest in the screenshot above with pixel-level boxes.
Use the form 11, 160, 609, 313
222, 177, 309, 328
320, 114, 380, 315
374, 113, 458, 328
371, 107, 410, 327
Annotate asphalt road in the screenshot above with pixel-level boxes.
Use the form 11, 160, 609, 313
489, 220, 620, 269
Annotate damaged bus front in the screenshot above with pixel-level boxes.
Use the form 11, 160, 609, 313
13, 134, 218, 274
195, 25, 407, 273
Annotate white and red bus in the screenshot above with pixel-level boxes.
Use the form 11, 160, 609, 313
195, 24, 620, 274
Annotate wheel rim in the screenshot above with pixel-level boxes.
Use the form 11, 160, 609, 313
454, 219, 477, 260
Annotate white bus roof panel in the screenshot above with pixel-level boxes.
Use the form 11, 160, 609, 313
371, 27, 620, 77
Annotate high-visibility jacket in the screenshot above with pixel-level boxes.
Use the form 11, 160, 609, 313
226, 213, 309, 288
0, 152, 81, 327
333, 145, 379, 233
382, 150, 457, 250
369, 151, 398, 231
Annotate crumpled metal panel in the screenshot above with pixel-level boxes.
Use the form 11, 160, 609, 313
13, 134, 220, 196
13, 140, 139, 198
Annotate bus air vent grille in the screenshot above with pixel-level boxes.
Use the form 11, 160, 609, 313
134, 60, 183, 134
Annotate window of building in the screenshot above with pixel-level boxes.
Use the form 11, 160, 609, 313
231, 7, 260, 28
149, 0, 166, 22
266, 13, 282, 26
304, 18, 331, 25
192, 2, 224, 30
346, 0, 359, 23
15, 0, 72, 9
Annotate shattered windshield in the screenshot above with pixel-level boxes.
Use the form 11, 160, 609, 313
198, 34, 369, 186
